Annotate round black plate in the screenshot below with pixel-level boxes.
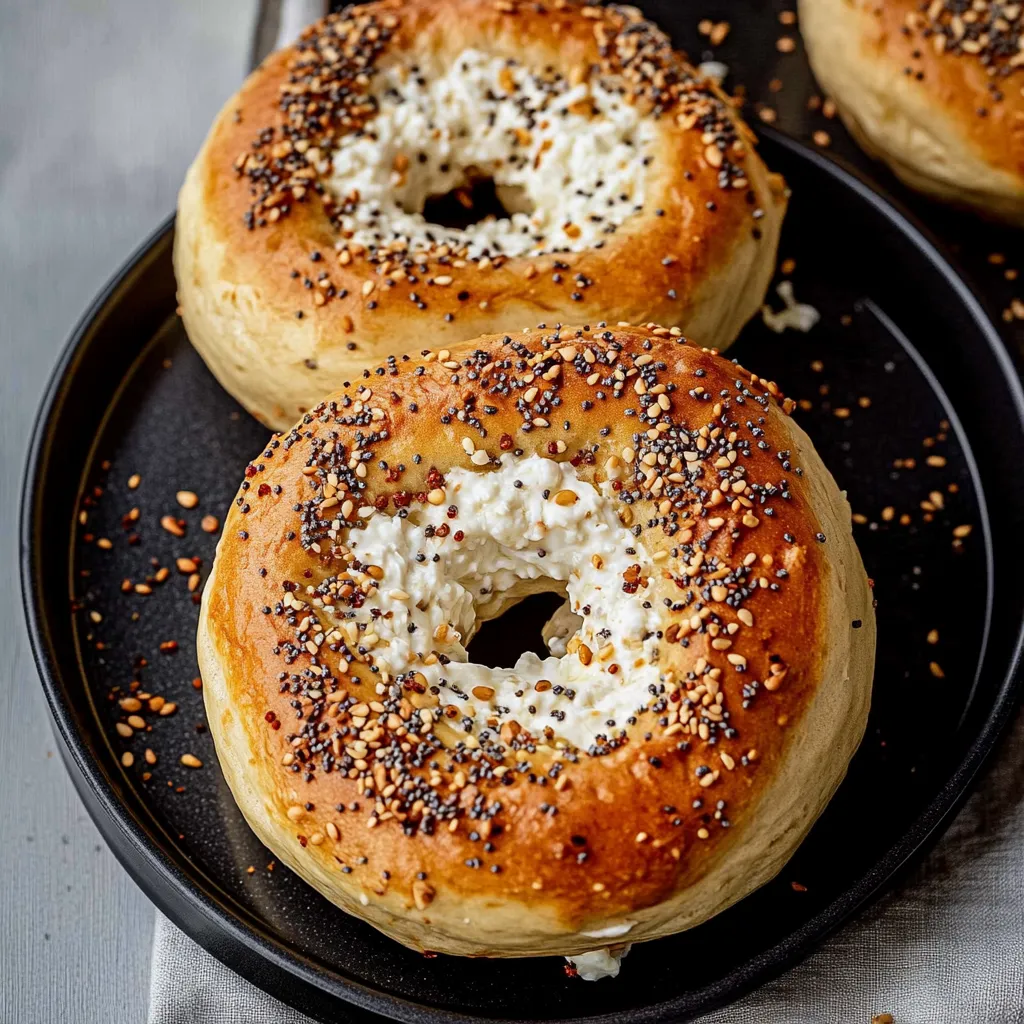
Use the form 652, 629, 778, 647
21, 126, 1024, 1021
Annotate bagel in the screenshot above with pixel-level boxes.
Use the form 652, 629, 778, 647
197, 322, 876, 964
799, 0, 1024, 224
175, 0, 786, 431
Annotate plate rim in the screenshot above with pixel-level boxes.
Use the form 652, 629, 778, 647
20, 129, 1024, 1024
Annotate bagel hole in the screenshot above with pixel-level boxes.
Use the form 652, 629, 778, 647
466, 591, 568, 669
418, 175, 532, 231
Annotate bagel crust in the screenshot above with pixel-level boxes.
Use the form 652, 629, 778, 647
175, 0, 786, 430
198, 323, 876, 960
800, 0, 1024, 223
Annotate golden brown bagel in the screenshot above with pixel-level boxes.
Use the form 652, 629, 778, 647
197, 323, 875, 962
799, 0, 1024, 224
175, 0, 786, 431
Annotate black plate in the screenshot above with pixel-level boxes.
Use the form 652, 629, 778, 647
21, 118, 1024, 1024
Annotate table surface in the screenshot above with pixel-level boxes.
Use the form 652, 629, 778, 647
2, 3, 1022, 1022
0, 2, 253, 1019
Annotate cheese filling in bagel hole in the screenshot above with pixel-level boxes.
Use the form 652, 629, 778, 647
343, 455, 663, 753
326, 49, 657, 260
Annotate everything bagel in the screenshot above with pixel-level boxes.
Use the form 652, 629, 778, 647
197, 323, 875, 963
800, 0, 1024, 224
175, 0, 786, 430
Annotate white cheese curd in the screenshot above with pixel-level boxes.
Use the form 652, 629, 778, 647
760, 280, 821, 334
566, 944, 632, 981
326, 49, 657, 260
342, 455, 663, 751
581, 922, 635, 940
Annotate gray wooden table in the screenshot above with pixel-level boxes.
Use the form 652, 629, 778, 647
0, 2, 253, 1018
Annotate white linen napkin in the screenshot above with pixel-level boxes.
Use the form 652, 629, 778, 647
149, 708, 1024, 1024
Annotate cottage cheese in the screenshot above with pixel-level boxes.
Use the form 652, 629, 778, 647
760, 280, 821, 334
343, 455, 663, 750
567, 944, 632, 981
326, 49, 657, 260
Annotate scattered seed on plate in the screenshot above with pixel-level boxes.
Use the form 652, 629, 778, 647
161, 515, 185, 537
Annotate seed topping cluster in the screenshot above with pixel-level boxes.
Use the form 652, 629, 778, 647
903, 0, 1024, 107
